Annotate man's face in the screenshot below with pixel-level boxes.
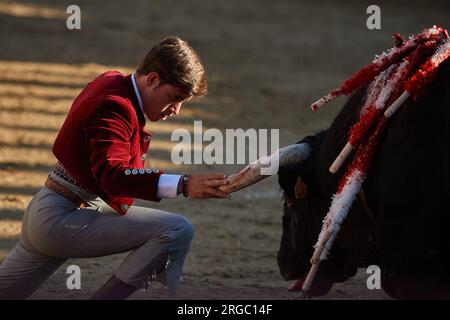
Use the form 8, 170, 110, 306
141, 72, 192, 122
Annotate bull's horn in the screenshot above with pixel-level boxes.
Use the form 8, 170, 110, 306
219, 143, 311, 193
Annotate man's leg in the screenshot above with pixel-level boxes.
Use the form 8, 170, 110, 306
89, 205, 194, 299
0, 241, 66, 299
26, 201, 194, 300
0, 187, 68, 300
112, 205, 194, 298
90, 275, 137, 300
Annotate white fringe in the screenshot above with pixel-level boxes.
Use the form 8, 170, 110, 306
430, 39, 450, 66
314, 169, 365, 260
360, 65, 395, 115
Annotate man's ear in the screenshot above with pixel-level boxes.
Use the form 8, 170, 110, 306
146, 72, 160, 89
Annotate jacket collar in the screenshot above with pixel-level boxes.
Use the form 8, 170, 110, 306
123, 74, 146, 127
131, 73, 144, 115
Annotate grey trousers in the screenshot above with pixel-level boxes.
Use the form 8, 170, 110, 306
0, 186, 194, 299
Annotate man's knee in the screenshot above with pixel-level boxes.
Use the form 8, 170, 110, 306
173, 214, 194, 243
158, 213, 194, 244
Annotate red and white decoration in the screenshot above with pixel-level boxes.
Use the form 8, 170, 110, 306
302, 26, 450, 294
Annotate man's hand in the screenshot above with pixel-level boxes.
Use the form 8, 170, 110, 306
185, 173, 231, 199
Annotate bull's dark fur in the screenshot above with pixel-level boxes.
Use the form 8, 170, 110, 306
277, 59, 450, 299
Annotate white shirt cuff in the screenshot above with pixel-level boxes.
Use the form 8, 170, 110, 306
156, 174, 182, 198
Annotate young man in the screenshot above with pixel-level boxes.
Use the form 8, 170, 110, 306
0, 36, 231, 300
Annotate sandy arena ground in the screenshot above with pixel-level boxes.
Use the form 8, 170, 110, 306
0, 0, 449, 299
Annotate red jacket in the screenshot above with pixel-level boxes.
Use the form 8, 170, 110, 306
52, 71, 163, 215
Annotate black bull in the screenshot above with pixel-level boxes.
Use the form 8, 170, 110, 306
276, 60, 450, 299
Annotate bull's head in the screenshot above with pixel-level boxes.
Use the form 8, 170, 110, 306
219, 89, 372, 296
219, 136, 338, 294
218, 37, 450, 299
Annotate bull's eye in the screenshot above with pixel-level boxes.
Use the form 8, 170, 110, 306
294, 177, 308, 199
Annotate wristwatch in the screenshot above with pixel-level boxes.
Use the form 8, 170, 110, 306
180, 174, 190, 197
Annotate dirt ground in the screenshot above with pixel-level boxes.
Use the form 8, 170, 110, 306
0, 0, 449, 300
